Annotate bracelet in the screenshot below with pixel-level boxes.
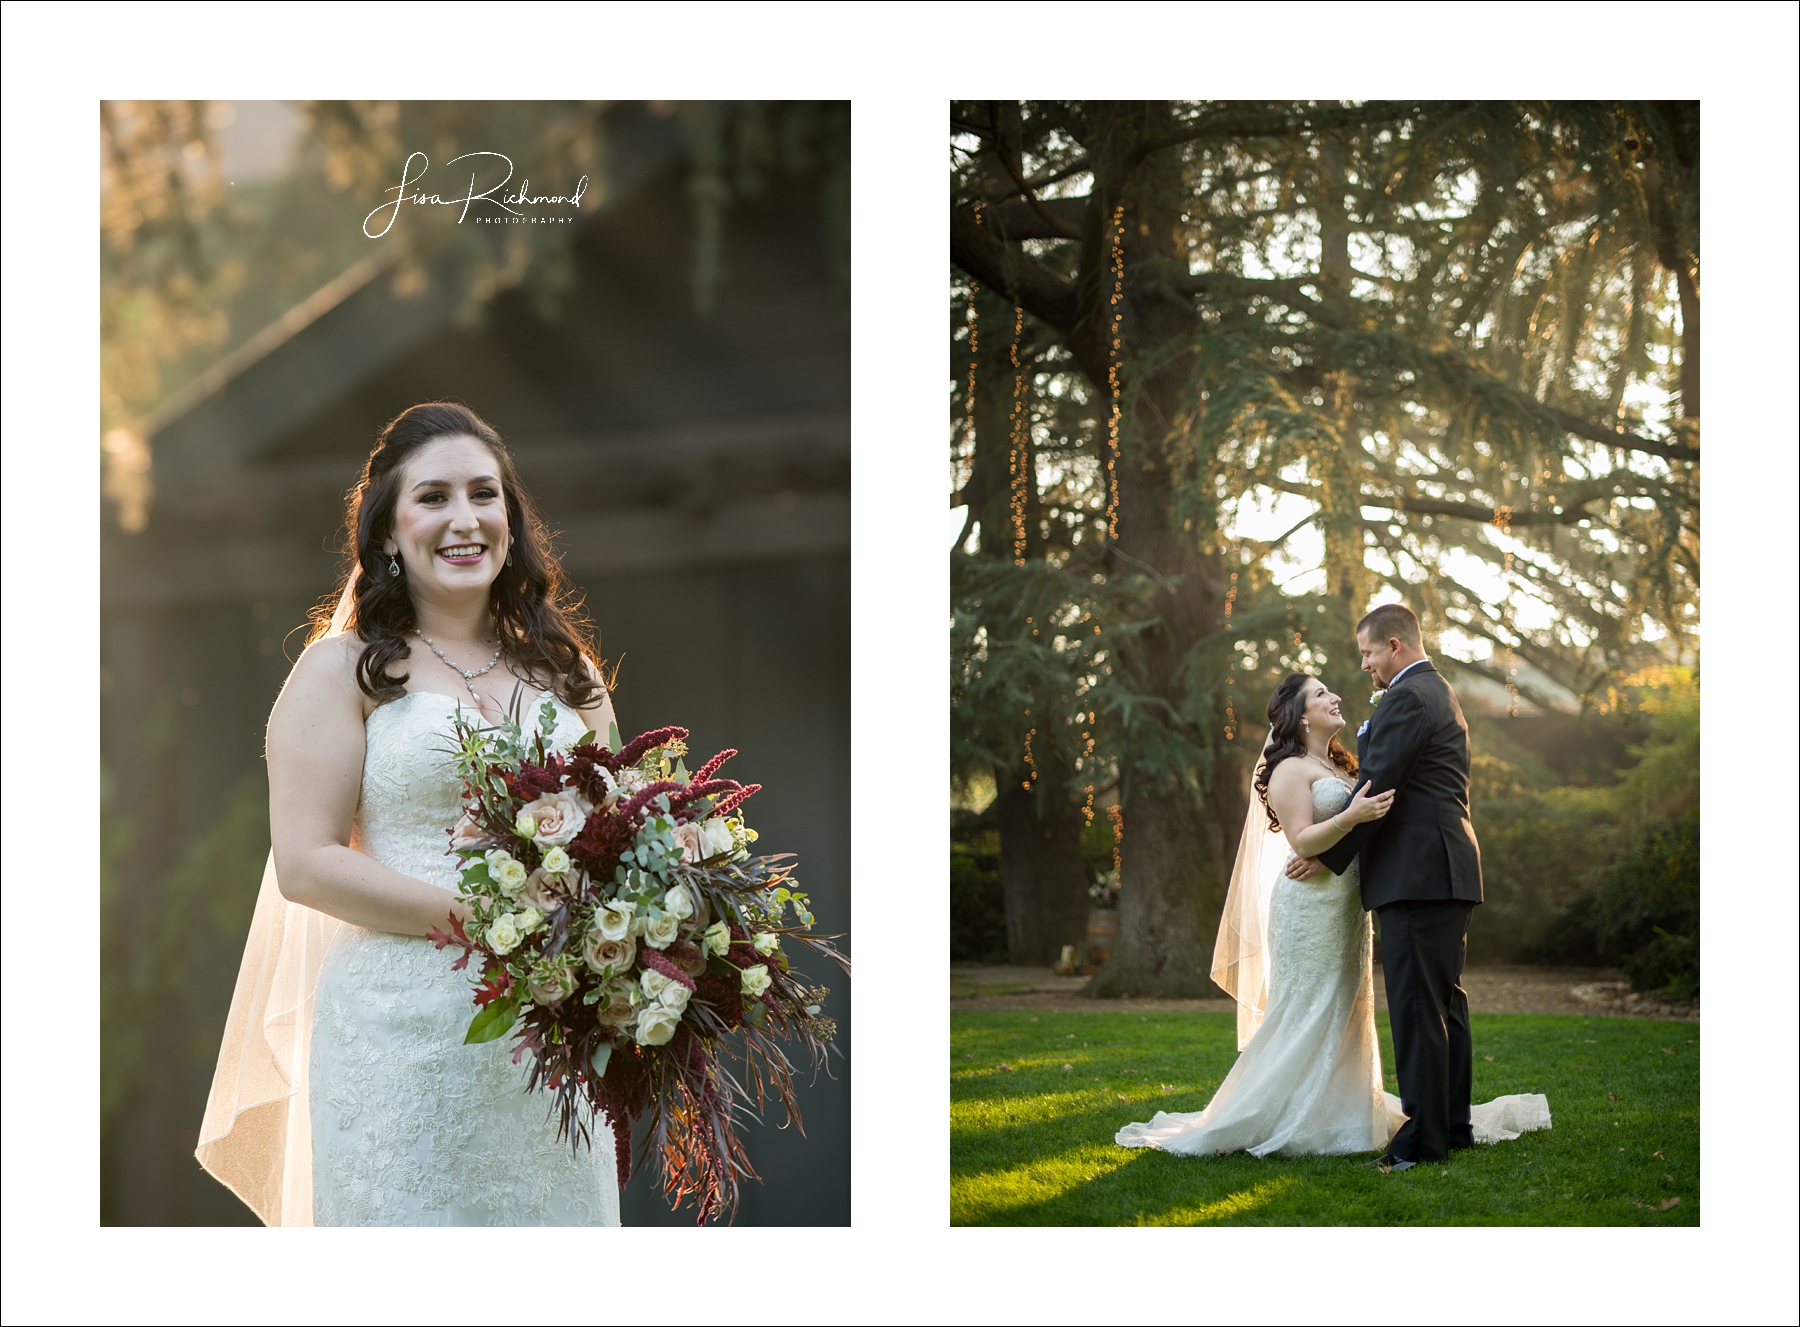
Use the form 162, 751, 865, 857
1332, 813, 1344, 831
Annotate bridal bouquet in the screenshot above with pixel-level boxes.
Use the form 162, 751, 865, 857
427, 700, 847, 1223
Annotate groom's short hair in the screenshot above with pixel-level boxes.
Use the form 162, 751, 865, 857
1357, 602, 1422, 649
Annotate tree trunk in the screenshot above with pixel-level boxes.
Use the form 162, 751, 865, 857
995, 775, 1094, 965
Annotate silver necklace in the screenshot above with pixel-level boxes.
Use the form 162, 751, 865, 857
1306, 749, 1345, 780
414, 629, 503, 708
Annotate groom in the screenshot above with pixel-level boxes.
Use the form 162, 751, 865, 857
1291, 602, 1483, 1170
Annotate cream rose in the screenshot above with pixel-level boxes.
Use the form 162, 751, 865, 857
703, 920, 732, 957
529, 962, 575, 1007
753, 931, 781, 956
669, 942, 709, 978
597, 899, 636, 941
541, 845, 572, 876
517, 906, 543, 935
519, 869, 566, 916
643, 911, 681, 950
672, 821, 707, 864
664, 884, 696, 921
450, 812, 492, 852
519, 789, 589, 847
584, 932, 636, 977
595, 981, 639, 1028
514, 811, 538, 839
659, 982, 692, 1013
740, 963, 772, 997
487, 914, 522, 955
635, 1005, 682, 1046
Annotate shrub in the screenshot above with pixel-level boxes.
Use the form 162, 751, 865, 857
1592, 810, 1699, 998
1469, 785, 1617, 964
951, 837, 1008, 964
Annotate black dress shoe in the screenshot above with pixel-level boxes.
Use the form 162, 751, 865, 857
1364, 1154, 1416, 1173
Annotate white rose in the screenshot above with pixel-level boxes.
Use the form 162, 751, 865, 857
541, 845, 571, 876
486, 849, 529, 896
517, 907, 543, 934
703, 920, 732, 957
753, 931, 780, 956
643, 911, 681, 950
658, 982, 692, 1013
487, 915, 521, 955
635, 1005, 681, 1046
640, 967, 677, 1003
515, 811, 538, 839
518, 789, 590, 847
704, 824, 733, 862
664, 884, 696, 921
597, 899, 636, 941
740, 963, 772, 997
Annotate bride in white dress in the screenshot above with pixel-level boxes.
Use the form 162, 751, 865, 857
1116, 673, 1549, 1160
197, 403, 620, 1225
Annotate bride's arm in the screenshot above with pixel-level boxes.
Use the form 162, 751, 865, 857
1267, 760, 1393, 860
266, 636, 471, 937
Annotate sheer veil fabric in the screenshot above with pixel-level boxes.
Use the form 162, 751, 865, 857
194, 583, 357, 1225
1210, 732, 1287, 1051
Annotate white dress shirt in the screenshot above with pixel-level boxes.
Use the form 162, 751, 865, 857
1387, 656, 1432, 687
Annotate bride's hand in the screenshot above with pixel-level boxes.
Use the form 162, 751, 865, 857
1343, 780, 1395, 824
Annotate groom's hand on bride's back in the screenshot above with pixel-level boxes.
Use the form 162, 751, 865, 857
1286, 855, 1326, 879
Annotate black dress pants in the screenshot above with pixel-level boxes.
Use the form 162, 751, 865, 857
1377, 899, 1476, 1162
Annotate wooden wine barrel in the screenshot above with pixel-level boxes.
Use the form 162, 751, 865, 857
1085, 908, 1118, 965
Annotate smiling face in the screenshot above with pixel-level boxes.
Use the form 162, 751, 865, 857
1301, 677, 1345, 741
1357, 628, 1403, 688
382, 434, 511, 604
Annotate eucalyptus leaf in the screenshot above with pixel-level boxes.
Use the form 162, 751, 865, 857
590, 1042, 613, 1076
607, 720, 621, 753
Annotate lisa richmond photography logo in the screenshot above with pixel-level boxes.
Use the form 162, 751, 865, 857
364, 151, 589, 237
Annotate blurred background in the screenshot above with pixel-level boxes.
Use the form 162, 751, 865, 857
99, 100, 850, 1226
949, 101, 1697, 1004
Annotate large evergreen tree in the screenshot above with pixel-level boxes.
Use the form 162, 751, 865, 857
950, 101, 1697, 997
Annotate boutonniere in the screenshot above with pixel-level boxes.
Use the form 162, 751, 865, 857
1369, 689, 1387, 706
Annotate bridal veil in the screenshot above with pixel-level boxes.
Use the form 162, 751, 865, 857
194, 584, 356, 1225
1210, 733, 1288, 1051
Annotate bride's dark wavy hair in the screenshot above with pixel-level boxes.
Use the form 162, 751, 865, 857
306, 402, 608, 709
1252, 672, 1358, 832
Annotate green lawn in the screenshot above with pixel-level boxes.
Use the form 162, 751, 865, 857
950, 1009, 1697, 1225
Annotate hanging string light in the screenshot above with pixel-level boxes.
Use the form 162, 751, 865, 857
1007, 305, 1030, 564
1020, 703, 1037, 791
1078, 707, 1098, 826
1107, 804, 1124, 881
1493, 504, 1520, 717
1103, 202, 1125, 540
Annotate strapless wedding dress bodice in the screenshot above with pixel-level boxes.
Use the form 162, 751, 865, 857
308, 690, 620, 1226
1117, 778, 1549, 1158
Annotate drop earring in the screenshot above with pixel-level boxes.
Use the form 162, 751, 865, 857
1302, 719, 1310, 731
505, 547, 514, 567
389, 554, 401, 577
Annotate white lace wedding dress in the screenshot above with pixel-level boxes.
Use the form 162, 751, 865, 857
308, 690, 621, 1225
1116, 776, 1549, 1158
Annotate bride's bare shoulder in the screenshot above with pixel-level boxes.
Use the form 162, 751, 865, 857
1264, 752, 1310, 791
281, 634, 372, 710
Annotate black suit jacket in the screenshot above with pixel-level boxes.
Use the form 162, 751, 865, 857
1317, 661, 1483, 911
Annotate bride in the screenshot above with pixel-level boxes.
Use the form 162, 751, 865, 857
1116, 672, 1548, 1161
196, 402, 621, 1225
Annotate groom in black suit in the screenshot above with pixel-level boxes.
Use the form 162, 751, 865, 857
1304, 602, 1483, 1169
